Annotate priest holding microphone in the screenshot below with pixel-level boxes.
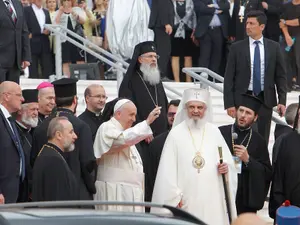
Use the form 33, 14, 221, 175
219, 94, 272, 215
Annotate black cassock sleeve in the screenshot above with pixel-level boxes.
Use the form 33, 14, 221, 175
241, 138, 272, 210
33, 157, 77, 201
78, 122, 97, 194
269, 138, 287, 219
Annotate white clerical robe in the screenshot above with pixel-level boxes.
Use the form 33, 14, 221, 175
93, 117, 152, 212
106, 0, 154, 59
151, 121, 237, 225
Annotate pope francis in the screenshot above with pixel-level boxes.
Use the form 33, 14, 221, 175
93, 99, 161, 212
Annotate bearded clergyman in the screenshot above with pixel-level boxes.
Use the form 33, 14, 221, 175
219, 94, 272, 215
119, 41, 169, 202
151, 88, 237, 225
15, 89, 39, 202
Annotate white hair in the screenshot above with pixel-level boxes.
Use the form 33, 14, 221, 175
21, 103, 38, 128
140, 63, 161, 86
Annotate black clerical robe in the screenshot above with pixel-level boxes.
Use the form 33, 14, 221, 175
78, 109, 102, 142
219, 124, 272, 214
119, 70, 168, 204
16, 122, 33, 202
38, 112, 46, 125
31, 108, 96, 201
269, 131, 300, 219
147, 131, 169, 202
32, 143, 78, 201
230, 0, 264, 41
119, 70, 169, 137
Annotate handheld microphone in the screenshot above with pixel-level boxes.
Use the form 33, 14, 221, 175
232, 132, 238, 141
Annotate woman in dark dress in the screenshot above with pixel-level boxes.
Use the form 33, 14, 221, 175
54, 0, 86, 77
171, 0, 197, 82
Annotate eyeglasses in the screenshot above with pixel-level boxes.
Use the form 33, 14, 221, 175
89, 95, 108, 99
167, 112, 176, 117
140, 55, 160, 60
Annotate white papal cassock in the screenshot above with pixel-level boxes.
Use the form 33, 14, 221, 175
151, 121, 238, 224
93, 117, 152, 212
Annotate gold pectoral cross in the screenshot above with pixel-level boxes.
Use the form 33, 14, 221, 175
239, 15, 244, 23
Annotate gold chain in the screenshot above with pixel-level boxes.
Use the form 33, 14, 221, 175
188, 124, 206, 155
37, 144, 66, 162
231, 129, 252, 151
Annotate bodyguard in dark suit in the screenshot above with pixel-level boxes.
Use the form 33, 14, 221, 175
149, 0, 174, 78
193, 0, 230, 77
0, 0, 31, 83
24, 0, 53, 79
224, 10, 287, 143
0, 81, 25, 204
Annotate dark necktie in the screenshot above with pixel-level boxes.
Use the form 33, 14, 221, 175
8, 117, 25, 181
253, 40, 261, 95
4, 0, 17, 23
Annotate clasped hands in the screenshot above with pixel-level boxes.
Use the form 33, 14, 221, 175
207, 4, 222, 14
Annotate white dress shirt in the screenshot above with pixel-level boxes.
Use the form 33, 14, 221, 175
0, 104, 13, 132
3, 0, 17, 18
248, 36, 265, 91
32, 3, 46, 33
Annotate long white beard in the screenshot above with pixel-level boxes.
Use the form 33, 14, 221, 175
140, 63, 161, 85
21, 114, 38, 128
185, 118, 206, 129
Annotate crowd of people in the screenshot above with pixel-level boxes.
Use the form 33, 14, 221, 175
1, 0, 300, 224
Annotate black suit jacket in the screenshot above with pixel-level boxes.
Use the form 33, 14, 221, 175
0, 0, 31, 69
148, 0, 174, 29
24, 6, 51, 55
224, 38, 287, 109
193, 0, 230, 38
264, 0, 282, 41
0, 110, 21, 203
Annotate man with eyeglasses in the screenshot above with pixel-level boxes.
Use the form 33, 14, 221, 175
0, 81, 25, 204
119, 41, 169, 203
79, 84, 107, 142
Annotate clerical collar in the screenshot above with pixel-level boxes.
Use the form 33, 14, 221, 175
16, 120, 31, 132
234, 122, 251, 133
85, 109, 102, 118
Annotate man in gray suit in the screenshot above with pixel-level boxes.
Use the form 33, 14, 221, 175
0, 0, 31, 83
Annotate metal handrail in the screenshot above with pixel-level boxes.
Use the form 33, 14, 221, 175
44, 24, 182, 99
183, 67, 287, 126
44, 24, 129, 68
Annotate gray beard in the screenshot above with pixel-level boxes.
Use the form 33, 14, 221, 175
21, 114, 38, 128
186, 118, 206, 129
64, 142, 75, 152
140, 63, 161, 86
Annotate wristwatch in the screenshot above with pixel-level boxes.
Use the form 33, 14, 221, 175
283, 19, 286, 25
